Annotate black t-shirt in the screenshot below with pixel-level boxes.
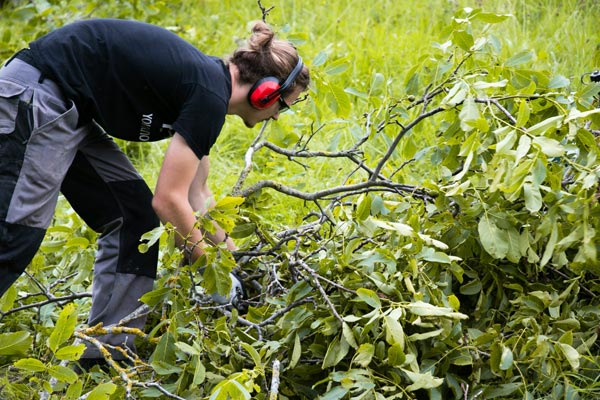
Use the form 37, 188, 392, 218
29, 18, 231, 159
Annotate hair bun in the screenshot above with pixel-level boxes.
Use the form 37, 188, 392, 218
248, 21, 274, 52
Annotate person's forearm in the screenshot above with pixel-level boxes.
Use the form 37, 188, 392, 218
202, 219, 237, 251
155, 199, 206, 260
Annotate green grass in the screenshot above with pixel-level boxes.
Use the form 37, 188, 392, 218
3, 0, 596, 204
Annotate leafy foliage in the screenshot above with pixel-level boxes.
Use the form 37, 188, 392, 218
1, 0, 599, 399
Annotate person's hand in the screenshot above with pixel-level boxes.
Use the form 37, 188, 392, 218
210, 272, 247, 313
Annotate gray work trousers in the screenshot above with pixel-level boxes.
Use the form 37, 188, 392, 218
0, 58, 159, 360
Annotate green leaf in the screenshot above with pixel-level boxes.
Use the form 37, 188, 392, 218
499, 346, 513, 370
370, 72, 385, 96
354, 343, 375, 367
13, 357, 46, 372
515, 135, 531, 162
459, 97, 481, 132
319, 386, 349, 400
139, 226, 166, 249
472, 79, 508, 90
150, 332, 177, 366
0, 285, 17, 312
209, 379, 251, 400
203, 262, 233, 296
322, 335, 349, 368
355, 194, 372, 221
230, 223, 256, 239
527, 115, 563, 136
48, 303, 78, 353
448, 294, 461, 310
48, 365, 78, 384
516, 100, 530, 127
547, 75, 570, 89
240, 342, 262, 368
151, 360, 183, 375
287, 280, 313, 303
441, 82, 467, 107
65, 380, 83, 400
327, 84, 352, 118
290, 333, 301, 369
384, 315, 405, 347
0, 331, 32, 356
175, 341, 199, 356
452, 30, 474, 51
214, 196, 245, 209
342, 322, 358, 349
370, 219, 413, 236
478, 216, 508, 259
140, 287, 172, 306
532, 136, 564, 157
523, 183, 542, 213
449, 348, 473, 366
483, 383, 522, 398
86, 383, 117, 400
312, 51, 328, 67
356, 288, 381, 309
531, 158, 547, 185
193, 356, 206, 385
405, 301, 468, 319
54, 344, 86, 361
541, 222, 558, 266
408, 328, 444, 341
504, 50, 534, 67
324, 57, 350, 75
420, 248, 452, 264
460, 279, 482, 295
557, 343, 580, 370
472, 12, 512, 23
495, 128, 517, 154
387, 343, 405, 366
402, 369, 444, 391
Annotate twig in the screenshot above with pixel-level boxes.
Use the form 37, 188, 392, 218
269, 360, 281, 400
262, 141, 362, 159
237, 178, 425, 201
74, 331, 134, 396
232, 120, 269, 195
256, 298, 314, 328
257, 0, 275, 22
140, 383, 187, 400
371, 106, 445, 180
0, 292, 92, 320
293, 260, 343, 324
475, 98, 517, 125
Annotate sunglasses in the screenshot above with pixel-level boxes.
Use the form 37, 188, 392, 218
278, 96, 291, 112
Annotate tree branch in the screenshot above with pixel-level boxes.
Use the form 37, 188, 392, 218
0, 292, 91, 320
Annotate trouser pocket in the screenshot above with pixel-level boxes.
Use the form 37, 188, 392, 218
0, 79, 33, 220
0, 79, 28, 134
4, 77, 83, 229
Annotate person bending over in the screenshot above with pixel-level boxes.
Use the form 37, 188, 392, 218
0, 18, 309, 367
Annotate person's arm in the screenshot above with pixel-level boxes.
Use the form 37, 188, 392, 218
188, 156, 237, 251
152, 133, 205, 260
152, 133, 234, 262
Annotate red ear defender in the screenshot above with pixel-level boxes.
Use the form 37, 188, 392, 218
247, 56, 304, 110
248, 77, 281, 109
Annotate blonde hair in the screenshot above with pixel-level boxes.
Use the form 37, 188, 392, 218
230, 21, 309, 92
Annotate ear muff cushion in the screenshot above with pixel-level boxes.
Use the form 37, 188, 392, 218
248, 77, 280, 109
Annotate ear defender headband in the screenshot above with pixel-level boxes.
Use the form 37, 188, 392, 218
248, 56, 304, 109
